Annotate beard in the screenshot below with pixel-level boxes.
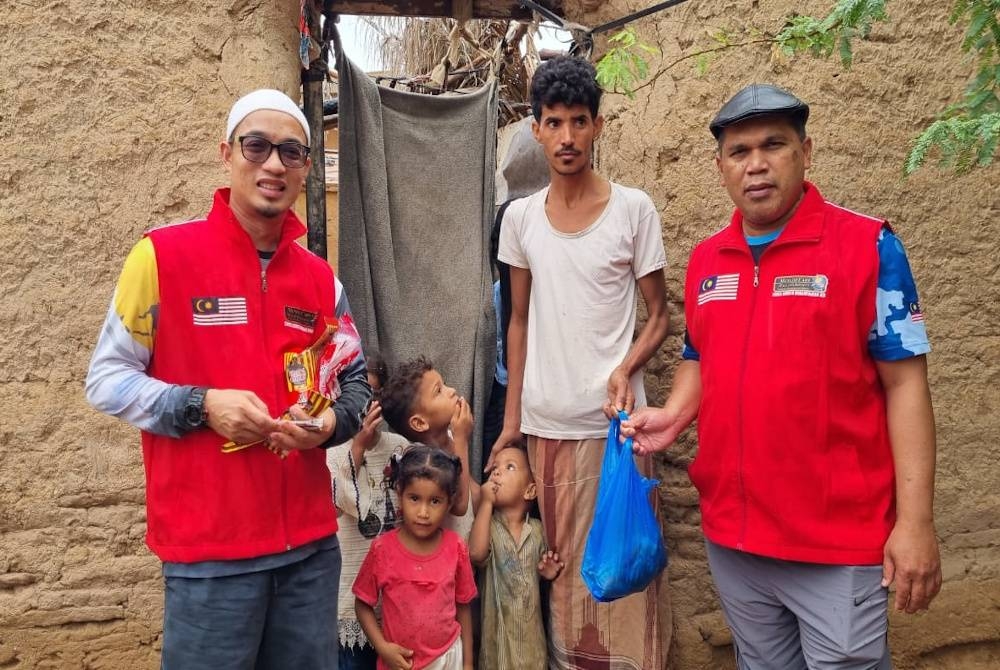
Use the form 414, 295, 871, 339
552, 160, 588, 176
254, 201, 286, 219
550, 149, 592, 177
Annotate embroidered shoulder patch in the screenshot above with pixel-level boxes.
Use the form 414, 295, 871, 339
772, 275, 829, 298
284, 306, 319, 333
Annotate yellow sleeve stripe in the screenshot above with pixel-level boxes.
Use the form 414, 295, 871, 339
112, 237, 159, 352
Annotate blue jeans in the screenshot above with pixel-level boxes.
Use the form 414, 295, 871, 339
338, 643, 377, 670
162, 541, 341, 670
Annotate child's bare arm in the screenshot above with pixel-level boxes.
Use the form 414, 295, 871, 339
449, 398, 479, 514
350, 400, 383, 466
468, 482, 496, 565
356, 598, 414, 670
468, 476, 481, 510
457, 602, 474, 670
538, 550, 565, 581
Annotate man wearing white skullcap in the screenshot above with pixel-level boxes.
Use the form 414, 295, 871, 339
226, 88, 312, 143
86, 88, 370, 669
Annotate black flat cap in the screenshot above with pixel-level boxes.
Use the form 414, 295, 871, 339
709, 84, 809, 139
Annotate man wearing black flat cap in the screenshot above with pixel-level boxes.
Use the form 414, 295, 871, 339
625, 84, 941, 669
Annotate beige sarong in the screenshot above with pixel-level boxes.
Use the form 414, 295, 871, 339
527, 436, 671, 670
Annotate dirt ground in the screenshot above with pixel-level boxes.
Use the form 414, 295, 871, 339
1, 0, 997, 668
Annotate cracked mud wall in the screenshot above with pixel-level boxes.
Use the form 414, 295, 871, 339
0, 1, 301, 667
567, 1, 1000, 669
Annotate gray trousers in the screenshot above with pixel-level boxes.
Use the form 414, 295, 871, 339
707, 540, 891, 670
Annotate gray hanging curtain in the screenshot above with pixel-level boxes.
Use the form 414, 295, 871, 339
337, 52, 497, 472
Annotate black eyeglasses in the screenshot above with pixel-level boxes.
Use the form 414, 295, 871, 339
237, 135, 310, 168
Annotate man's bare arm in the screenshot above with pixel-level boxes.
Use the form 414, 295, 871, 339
622, 359, 701, 455
876, 355, 941, 613
605, 269, 669, 417
487, 266, 531, 470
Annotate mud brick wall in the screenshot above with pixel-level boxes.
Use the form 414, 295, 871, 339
0, 1, 301, 666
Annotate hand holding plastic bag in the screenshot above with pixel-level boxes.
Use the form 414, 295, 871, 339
581, 411, 667, 602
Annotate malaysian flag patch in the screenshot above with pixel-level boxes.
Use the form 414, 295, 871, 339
192, 297, 248, 326
698, 274, 739, 305
909, 301, 924, 323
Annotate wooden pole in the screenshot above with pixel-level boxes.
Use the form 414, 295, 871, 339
453, 0, 473, 22
303, 0, 328, 260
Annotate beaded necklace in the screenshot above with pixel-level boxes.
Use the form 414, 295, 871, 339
348, 450, 383, 539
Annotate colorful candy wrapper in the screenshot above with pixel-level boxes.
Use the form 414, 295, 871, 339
315, 313, 363, 401
220, 313, 361, 456
221, 391, 332, 456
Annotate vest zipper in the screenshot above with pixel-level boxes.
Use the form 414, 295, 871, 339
737, 260, 761, 550
258, 246, 288, 550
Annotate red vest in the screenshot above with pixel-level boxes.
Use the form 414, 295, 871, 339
142, 189, 338, 563
685, 183, 893, 565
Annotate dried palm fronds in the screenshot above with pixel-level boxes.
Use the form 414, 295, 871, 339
352, 15, 540, 126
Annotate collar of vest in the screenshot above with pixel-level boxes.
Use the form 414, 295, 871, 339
209, 188, 308, 251
719, 181, 825, 252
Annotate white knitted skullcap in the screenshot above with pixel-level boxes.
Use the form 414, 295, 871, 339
226, 89, 311, 142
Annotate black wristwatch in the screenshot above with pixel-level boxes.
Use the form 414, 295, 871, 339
183, 386, 209, 430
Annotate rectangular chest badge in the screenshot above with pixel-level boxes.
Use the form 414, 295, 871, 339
772, 275, 829, 298
191, 297, 248, 325
284, 306, 319, 333
698, 274, 740, 305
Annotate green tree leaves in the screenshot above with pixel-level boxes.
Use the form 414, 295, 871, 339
595, 28, 660, 99
777, 0, 888, 67
590, 0, 998, 174
773, 0, 997, 173
905, 0, 999, 173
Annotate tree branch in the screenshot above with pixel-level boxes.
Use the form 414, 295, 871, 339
631, 38, 778, 94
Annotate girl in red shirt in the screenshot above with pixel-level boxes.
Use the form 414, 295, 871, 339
354, 445, 478, 670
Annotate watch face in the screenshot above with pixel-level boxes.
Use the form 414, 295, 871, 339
185, 404, 202, 426
185, 392, 206, 427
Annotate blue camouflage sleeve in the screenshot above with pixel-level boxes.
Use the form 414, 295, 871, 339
868, 228, 931, 361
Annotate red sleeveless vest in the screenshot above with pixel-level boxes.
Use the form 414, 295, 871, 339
142, 189, 338, 562
686, 183, 893, 565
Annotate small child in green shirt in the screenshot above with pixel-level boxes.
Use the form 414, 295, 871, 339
469, 445, 564, 670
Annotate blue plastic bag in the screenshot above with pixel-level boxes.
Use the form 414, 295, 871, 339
580, 411, 667, 602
